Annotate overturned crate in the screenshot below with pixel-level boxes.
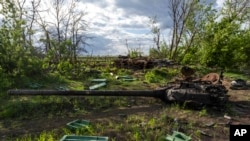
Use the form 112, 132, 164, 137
89, 79, 107, 90
89, 82, 107, 90
116, 75, 136, 81
165, 131, 192, 141
60, 135, 108, 141
66, 119, 90, 130
91, 79, 107, 82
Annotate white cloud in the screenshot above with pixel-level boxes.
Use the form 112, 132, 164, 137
79, 0, 167, 55
0, 0, 224, 56
216, 0, 225, 9
81, 0, 225, 56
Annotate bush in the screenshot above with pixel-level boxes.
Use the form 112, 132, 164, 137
145, 68, 179, 83
145, 69, 168, 83
0, 67, 12, 91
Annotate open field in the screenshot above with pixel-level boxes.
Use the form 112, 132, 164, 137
0, 67, 250, 141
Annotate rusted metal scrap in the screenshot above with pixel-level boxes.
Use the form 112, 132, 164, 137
180, 66, 224, 85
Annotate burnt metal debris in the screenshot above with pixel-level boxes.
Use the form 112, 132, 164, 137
113, 55, 176, 70
8, 66, 229, 108
230, 79, 248, 89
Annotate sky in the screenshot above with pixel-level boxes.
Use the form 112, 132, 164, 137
0, 0, 225, 56
76, 0, 226, 56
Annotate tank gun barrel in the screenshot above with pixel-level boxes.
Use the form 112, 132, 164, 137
7, 82, 229, 107
8, 89, 164, 97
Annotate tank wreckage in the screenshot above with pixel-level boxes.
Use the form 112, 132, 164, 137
8, 66, 228, 108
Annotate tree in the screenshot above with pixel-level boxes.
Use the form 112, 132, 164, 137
0, 0, 27, 75
0, 0, 42, 78
35, 0, 90, 74
167, 0, 199, 60
148, 16, 168, 58
149, 16, 161, 51
181, 1, 217, 64
199, 0, 250, 69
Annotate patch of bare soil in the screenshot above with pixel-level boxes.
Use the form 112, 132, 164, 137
0, 80, 249, 141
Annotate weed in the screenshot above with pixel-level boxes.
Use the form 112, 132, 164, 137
224, 72, 250, 81
199, 108, 207, 117
75, 126, 95, 136
193, 129, 202, 140
148, 118, 156, 129
133, 131, 140, 141
145, 69, 169, 83
14, 135, 32, 141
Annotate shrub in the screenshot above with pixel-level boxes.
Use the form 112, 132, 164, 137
145, 68, 179, 83
145, 69, 168, 83
0, 67, 12, 91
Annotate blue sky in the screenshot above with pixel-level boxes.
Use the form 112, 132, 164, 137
77, 0, 225, 56
0, 0, 226, 56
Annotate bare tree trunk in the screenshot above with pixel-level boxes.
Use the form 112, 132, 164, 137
168, 0, 197, 60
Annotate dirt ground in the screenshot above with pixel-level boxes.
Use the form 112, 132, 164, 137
0, 80, 250, 141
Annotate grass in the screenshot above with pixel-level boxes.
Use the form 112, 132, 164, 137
224, 72, 250, 81
1, 66, 245, 141
2, 99, 232, 141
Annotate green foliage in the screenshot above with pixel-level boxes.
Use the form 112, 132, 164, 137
181, 53, 193, 65
180, 46, 200, 65
198, 108, 207, 117
0, 0, 45, 92
149, 48, 160, 58
117, 68, 132, 76
0, 96, 73, 119
57, 60, 73, 76
128, 48, 142, 58
36, 131, 55, 141
198, 7, 250, 69
149, 41, 169, 58
224, 72, 250, 81
145, 68, 177, 83
0, 67, 13, 90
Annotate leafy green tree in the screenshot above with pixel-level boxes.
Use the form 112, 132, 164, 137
0, 0, 26, 75
199, 0, 250, 69
180, 1, 217, 64
0, 0, 42, 90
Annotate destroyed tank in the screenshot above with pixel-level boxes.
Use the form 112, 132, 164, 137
8, 80, 228, 108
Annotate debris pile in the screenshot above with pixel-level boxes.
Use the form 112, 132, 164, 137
230, 79, 248, 89
114, 55, 176, 70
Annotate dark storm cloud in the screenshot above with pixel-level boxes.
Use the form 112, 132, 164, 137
115, 0, 170, 29
78, 0, 221, 55
115, 0, 218, 29
86, 34, 112, 55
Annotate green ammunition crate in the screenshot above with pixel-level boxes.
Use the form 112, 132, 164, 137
89, 82, 106, 90
91, 79, 107, 82
165, 131, 192, 141
60, 135, 109, 141
66, 119, 90, 130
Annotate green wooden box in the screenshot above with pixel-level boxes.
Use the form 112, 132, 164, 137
165, 131, 192, 141
66, 119, 90, 130
60, 135, 109, 141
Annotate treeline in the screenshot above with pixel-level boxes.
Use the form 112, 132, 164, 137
0, 0, 250, 90
0, 0, 89, 90
149, 0, 250, 69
